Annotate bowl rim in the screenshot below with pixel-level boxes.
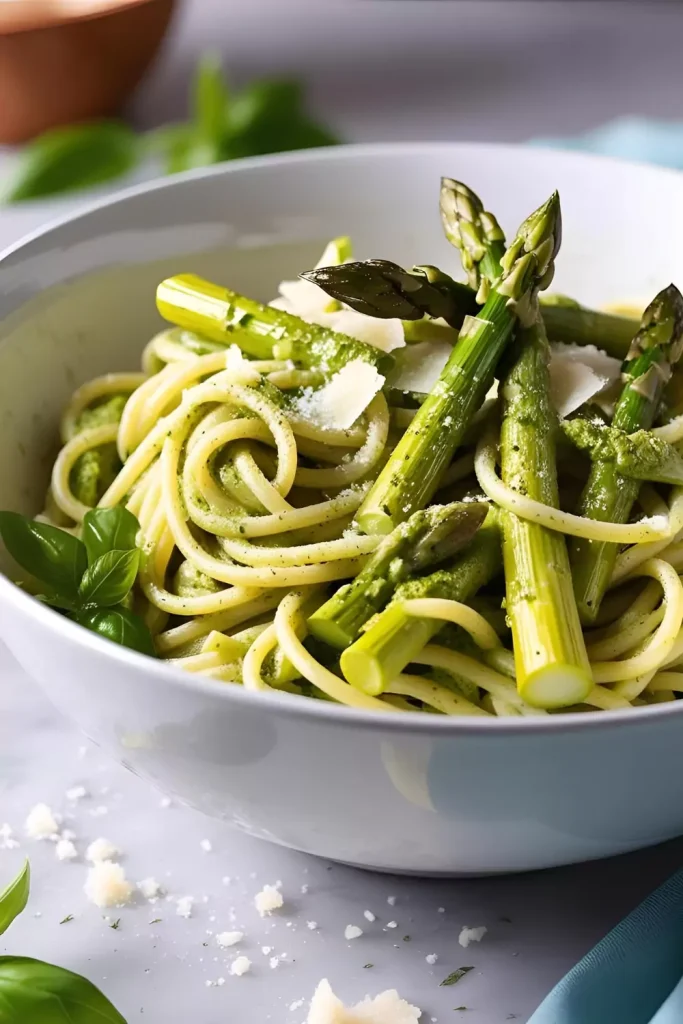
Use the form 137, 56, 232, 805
2, 139, 683, 737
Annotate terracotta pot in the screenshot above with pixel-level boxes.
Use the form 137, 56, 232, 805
0, 0, 177, 144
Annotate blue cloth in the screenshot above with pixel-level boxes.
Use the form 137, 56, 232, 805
528, 868, 683, 1023
531, 117, 683, 170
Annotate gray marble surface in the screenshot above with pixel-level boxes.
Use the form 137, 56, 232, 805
3, 2, 683, 1020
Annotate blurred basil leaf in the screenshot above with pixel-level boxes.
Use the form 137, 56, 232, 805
0, 513, 87, 599
82, 507, 140, 565
0, 862, 29, 937
79, 550, 140, 607
77, 606, 156, 657
5, 121, 139, 202
222, 79, 339, 159
194, 52, 230, 145
0, 957, 127, 1023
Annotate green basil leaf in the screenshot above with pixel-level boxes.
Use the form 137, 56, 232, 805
222, 79, 339, 160
82, 508, 140, 565
5, 121, 139, 203
0, 512, 87, 599
0, 862, 29, 936
148, 122, 222, 174
79, 550, 140, 607
77, 606, 156, 657
0, 956, 126, 1022
193, 52, 229, 145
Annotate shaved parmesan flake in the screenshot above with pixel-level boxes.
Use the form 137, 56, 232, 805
550, 341, 622, 382
297, 360, 385, 430
306, 978, 421, 1023
323, 310, 405, 354
272, 238, 352, 319
386, 341, 452, 393
548, 343, 621, 418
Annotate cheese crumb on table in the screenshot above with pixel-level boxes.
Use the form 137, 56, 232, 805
216, 931, 243, 948
86, 838, 120, 863
254, 884, 284, 917
425, 953, 438, 965
138, 877, 163, 900
387, 896, 397, 906
306, 921, 318, 930
363, 910, 376, 923
65, 785, 88, 802
458, 925, 487, 948
0, 824, 19, 850
306, 979, 420, 1024
84, 861, 134, 908
386, 921, 398, 929
55, 838, 78, 861
230, 956, 251, 977
199, 839, 212, 853
25, 803, 60, 839
344, 925, 363, 940
176, 896, 194, 919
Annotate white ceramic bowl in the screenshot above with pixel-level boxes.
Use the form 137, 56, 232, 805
2, 143, 683, 875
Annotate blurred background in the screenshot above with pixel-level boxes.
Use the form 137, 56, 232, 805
3, 0, 683, 213
135, 0, 683, 143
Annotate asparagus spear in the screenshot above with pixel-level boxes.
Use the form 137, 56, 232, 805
354, 191, 562, 535
307, 500, 488, 650
439, 178, 505, 301
340, 512, 501, 695
301, 259, 476, 327
303, 262, 638, 358
571, 284, 683, 624
156, 273, 384, 371
500, 317, 592, 708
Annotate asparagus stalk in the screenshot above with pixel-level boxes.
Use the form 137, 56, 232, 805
354, 191, 562, 535
156, 273, 384, 371
301, 259, 476, 327
500, 317, 592, 708
340, 512, 501, 695
571, 284, 683, 624
302, 262, 638, 358
308, 500, 488, 650
439, 178, 506, 302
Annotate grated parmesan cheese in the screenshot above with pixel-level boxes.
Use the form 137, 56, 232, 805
138, 877, 163, 900
199, 839, 212, 853
84, 861, 134, 908
55, 838, 78, 861
458, 925, 487, 948
25, 803, 60, 839
86, 838, 120, 864
65, 785, 88, 802
176, 896, 194, 919
0, 824, 19, 850
344, 925, 363, 941
306, 978, 421, 1023
254, 884, 284, 917
230, 955, 251, 977
216, 930, 243, 948
296, 359, 384, 431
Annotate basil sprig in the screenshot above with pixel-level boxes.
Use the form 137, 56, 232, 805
0, 862, 126, 1022
5, 53, 339, 203
0, 507, 155, 657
